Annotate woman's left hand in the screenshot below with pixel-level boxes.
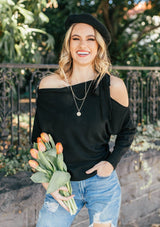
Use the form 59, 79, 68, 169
86, 161, 114, 177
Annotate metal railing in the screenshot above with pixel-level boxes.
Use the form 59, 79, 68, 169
0, 64, 160, 154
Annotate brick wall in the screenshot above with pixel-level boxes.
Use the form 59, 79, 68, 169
0, 148, 160, 227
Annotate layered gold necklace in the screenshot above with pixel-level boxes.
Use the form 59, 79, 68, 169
70, 80, 93, 117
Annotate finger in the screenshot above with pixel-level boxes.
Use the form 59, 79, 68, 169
57, 200, 70, 212
86, 161, 107, 174
59, 186, 68, 192
58, 193, 75, 201
86, 166, 97, 174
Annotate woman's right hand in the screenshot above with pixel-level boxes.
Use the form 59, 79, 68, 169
42, 183, 75, 212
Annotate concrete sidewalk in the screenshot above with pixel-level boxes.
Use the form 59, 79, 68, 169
71, 206, 89, 227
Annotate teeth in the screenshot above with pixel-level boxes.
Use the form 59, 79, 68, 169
77, 51, 89, 55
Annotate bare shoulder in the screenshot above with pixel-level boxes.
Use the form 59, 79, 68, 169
109, 75, 129, 107
39, 73, 67, 89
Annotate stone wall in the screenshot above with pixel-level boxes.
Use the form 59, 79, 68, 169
0, 148, 160, 227
0, 172, 45, 227
118, 148, 160, 227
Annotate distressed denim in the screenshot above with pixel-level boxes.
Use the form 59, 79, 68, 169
36, 170, 121, 227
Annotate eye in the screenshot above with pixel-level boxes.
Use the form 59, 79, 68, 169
88, 38, 96, 41
72, 38, 79, 40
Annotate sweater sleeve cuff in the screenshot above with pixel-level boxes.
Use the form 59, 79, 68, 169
106, 146, 129, 169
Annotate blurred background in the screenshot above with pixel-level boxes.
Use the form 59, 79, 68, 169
0, 0, 159, 66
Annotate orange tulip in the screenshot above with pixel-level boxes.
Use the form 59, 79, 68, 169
30, 148, 38, 159
37, 137, 42, 143
40, 132, 50, 143
37, 141, 46, 152
56, 142, 63, 154
28, 160, 39, 169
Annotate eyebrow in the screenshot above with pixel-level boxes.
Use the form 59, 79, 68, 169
71, 34, 96, 38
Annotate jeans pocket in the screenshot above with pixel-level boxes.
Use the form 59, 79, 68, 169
96, 174, 110, 179
96, 170, 115, 179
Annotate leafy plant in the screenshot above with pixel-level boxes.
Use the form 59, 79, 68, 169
131, 121, 160, 152
0, 146, 31, 176
0, 0, 55, 63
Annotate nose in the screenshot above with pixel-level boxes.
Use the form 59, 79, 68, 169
79, 40, 87, 48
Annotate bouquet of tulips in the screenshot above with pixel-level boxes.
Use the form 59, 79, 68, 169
28, 132, 77, 215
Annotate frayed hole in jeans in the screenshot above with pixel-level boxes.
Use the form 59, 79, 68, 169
45, 201, 59, 213
89, 222, 115, 227
88, 212, 115, 227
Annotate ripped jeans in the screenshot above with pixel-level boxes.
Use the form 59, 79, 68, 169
36, 170, 121, 227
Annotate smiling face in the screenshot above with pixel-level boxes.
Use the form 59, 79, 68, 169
69, 23, 98, 67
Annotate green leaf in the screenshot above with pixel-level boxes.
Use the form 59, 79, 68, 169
63, 162, 67, 172
48, 134, 55, 148
15, 44, 21, 56
46, 171, 71, 194
7, 0, 15, 6
45, 149, 56, 157
45, 142, 51, 150
38, 150, 53, 171
33, 142, 38, 150
36, 165, 48, 174
39, 12, 49, 23
45, 155, 56, 171
14, 6, 34, 24
30, 172, 49, 183
38, 160, 46, 170
57, 153, 63, 171
44, 149, 57, 170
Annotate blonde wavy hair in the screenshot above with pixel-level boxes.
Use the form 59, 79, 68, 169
55, 24, 111, 85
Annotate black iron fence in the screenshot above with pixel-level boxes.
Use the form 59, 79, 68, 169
0, 64, 160, 154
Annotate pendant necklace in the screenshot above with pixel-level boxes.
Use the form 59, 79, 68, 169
70, 80, 93, 117
71, 82, 87, 101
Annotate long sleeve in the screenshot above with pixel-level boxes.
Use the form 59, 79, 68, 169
31, 109, 42, 144
107, 102, 136, 169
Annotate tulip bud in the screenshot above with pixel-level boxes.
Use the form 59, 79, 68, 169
37, 141, 46, 152
28, 160, 39, 169
30, 148, 38, 159
40, 132, 50, 143
37, 137, 42, 143
56, 142, 63, 154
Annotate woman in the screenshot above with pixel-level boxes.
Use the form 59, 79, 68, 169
32, 13, 136, 227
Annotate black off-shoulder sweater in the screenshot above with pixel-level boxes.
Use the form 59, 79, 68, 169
32, 74, 136, 181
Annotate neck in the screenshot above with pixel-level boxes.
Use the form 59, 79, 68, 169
69, 64, 96, 84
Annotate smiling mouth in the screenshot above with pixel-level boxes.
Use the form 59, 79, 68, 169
77, 51, 90, 56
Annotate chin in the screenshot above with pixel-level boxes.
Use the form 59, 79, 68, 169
74, 59, 95, 66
